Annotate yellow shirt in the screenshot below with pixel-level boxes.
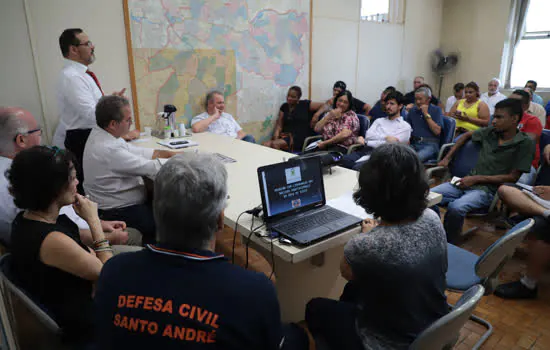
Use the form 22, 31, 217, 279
455, 99, 481, 131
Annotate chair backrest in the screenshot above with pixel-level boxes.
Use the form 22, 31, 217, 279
475, 218, 534, 280
440, 116, 456, 147
0, 254, 61, 335
449, 139, 480, 178
410, 285, 485, 350
357, 114, 369, 137
539, 129, 550, 157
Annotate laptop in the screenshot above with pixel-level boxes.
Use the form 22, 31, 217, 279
257, 157, 362, 246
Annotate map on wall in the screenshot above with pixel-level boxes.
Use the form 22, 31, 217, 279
124, 0, 311, 142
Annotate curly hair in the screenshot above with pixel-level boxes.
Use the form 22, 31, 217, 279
353, 144, 429, 223
7, 146, 75, 211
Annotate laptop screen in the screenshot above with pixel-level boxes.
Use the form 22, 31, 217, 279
258, 157, 325, 221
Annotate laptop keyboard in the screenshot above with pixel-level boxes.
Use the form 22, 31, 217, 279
276, 207, 348, 235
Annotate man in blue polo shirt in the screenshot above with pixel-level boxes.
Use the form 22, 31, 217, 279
405, 86, 443, 162
94, 153, 285, 349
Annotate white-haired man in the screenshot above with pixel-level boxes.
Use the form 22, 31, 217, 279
0, 107, 131, 247
481, 78, 507, 115
94, 153, 287, 349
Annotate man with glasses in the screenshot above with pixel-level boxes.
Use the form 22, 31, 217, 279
83, 96, 176, 245
0, 107, 131, 247
53, 28, 137, 194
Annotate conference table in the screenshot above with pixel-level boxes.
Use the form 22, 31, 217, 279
134, 132, 442, 321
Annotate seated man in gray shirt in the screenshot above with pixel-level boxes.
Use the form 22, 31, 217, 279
304, 144, 449, 349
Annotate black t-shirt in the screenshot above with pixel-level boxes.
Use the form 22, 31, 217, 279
404, 91, 440, 107
10, 213, 94, 344
94, 245, 283, 350
280, 99, 315, 151
351, 97, 367, 114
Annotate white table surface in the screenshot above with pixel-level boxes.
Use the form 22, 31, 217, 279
134, 133, 443, 321
135, 133, 442, 263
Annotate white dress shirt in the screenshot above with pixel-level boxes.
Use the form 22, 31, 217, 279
0, 156, 89, 244
481, 91, 507, 115
53, 59, 103, 148
365, 116, 412, 148
83, 127, 162, 210
529, 102, 547, 127
191, 112, 242, 138
445, 96, 457, 113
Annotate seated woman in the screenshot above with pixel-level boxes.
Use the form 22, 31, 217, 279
263, 86, 324, 152
312, 90, 360, 153
7, 146, 114, 347
449, 81, 490, 134
304, 144, 449, 349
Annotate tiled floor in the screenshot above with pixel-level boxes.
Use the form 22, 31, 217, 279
448, 216, 550, 349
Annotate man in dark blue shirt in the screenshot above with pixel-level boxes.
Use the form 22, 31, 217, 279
94, 153, 285, 349
405, 86, 443, 162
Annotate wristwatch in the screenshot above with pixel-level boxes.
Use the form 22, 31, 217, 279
424, 114, 432, 119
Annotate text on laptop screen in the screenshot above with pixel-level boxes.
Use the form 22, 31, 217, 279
260, 158, 324, 218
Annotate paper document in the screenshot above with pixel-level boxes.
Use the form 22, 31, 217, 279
157, 138, 199, 149
327, 191, 372, 220
304, 140, 320, 152
450, 176, 462, 185
130, 137, 152, 144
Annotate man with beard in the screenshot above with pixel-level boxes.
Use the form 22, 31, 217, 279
340, 91, 411, 170
431, 99, 535, 243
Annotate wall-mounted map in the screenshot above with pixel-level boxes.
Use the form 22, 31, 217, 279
124, 0, 311, 143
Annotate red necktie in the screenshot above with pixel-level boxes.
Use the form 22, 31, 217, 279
86, 69, 104, 96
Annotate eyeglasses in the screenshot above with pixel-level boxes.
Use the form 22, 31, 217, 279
76, 41, 93, 47
13, 128, 42, 142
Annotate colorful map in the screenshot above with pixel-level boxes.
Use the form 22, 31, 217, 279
127, 0, 310, 142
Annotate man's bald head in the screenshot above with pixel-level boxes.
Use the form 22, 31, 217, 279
0, 107, 41, 157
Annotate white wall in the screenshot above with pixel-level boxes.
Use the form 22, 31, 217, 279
0, 0, 43, 136
1, 0, 444, 143
25, 0, 133, 143
312, 0, 444, 104
440, 0, 512, 100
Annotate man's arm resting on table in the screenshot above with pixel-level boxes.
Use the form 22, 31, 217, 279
152, 150, 177, 159
237, 130, 247, 139
191, 116, 215, 133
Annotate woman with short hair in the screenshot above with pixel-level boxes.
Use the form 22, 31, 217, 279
7, 146, 113, 346
305, 144, 449, 349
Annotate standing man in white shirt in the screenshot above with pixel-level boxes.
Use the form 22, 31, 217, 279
480, 78, 507, 116
0, 107, 130, 247
340, 91, 411, 170
191, 90, 256, 143
54, 28, 138, 194
83, 96, 176, 244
